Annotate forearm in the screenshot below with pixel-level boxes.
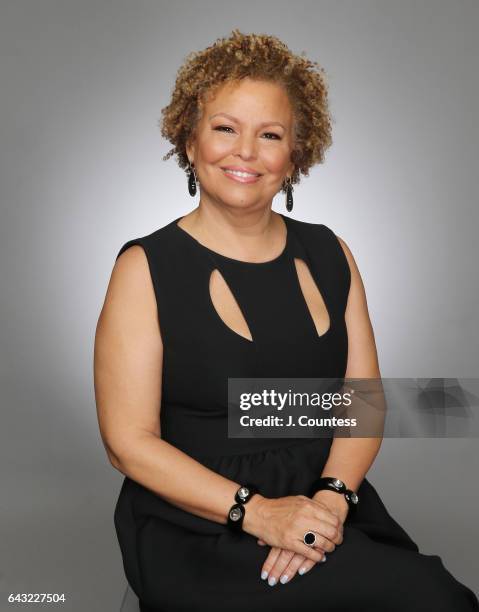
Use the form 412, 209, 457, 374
318, 436, 383, 493
112, 432, 266, 536
310, 436, 382, 518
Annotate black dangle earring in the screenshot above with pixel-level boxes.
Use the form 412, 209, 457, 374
187, 163, 197, 197
285, 176, 294, 212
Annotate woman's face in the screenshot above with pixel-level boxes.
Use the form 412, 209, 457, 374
186, 77, 296, 212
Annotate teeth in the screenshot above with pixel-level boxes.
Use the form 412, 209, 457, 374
224, 169, 259, 178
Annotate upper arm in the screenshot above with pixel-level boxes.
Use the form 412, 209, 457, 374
336, 235, 381, 378
94, 244, 163, 468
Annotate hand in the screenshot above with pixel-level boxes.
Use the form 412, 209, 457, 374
256, 540, 327, 586
255, 492, 348, 585
246, 494, 343, 584
311, 489, 349, 525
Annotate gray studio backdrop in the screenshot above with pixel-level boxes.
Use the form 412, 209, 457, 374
1, 1, 478, 610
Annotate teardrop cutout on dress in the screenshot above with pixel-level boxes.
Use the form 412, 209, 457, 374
293, 258, 331, 337
209, 268, 253, 342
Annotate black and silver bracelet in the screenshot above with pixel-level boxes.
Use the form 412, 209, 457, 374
227, 483, 259, 531
310, 477, 359, 511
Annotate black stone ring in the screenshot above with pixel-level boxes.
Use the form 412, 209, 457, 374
303, 531, 317, 547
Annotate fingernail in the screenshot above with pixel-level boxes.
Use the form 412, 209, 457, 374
280, 574, 289, 584
298, 567, 307, 575
321, 555, 327, 562
261, 570, 268, 580
268, 576, 277, 586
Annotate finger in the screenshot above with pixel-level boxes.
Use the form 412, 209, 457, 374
316, 531, 336, 553
295, 541, 325, 564
307, 515, 342, 547
261, 547, 282, 582
320, 522, 342, 547
311, 506, 344, 545
257, 538, 267, 546
302, 530, 336, 554
298, 557, 322, 576
266, 549, 296, 586
278, 553, 307, 584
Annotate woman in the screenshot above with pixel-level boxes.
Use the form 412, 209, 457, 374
94, 30, 478, 611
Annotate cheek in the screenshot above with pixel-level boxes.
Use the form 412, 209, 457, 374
197, 134, 232, 163
260, 145, 292, 175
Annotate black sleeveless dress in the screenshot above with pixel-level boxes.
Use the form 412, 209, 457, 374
113, 214, 478, 612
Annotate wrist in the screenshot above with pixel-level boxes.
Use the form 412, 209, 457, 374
241, 493, 268, 537
313, 489, 349, 520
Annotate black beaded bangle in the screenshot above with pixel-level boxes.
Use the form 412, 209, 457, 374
311, 477, 359, 511
227, 484, 259, 532
234, 483, 258, 505
227, 503, 246, 531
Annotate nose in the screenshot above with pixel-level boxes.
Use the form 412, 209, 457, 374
234, 130, 257, 161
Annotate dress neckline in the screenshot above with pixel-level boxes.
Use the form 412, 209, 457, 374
172, 213, 291, 266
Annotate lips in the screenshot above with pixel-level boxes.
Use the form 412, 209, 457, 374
221, 166, 262, 183
222, 166, 261, 176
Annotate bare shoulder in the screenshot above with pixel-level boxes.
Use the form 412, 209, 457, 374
113, 244, 152, 294
335, 234, 363, 289
98, 243, 160, 339
107, 244, 156, 318
334, 234, 380, 376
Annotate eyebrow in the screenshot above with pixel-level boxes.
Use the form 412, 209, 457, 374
209, 112, 285, 130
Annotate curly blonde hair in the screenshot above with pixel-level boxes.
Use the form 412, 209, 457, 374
160, 29, 333, 190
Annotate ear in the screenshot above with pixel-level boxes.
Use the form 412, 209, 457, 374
186, 139, 195, 165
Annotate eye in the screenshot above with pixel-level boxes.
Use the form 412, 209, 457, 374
213, 125, 235, 133
262, 132, 281, 140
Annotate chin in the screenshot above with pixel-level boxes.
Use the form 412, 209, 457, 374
211, 188, 261, 208
221, 197, 260, 210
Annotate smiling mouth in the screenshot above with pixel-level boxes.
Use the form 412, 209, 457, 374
221, 168, 262, 183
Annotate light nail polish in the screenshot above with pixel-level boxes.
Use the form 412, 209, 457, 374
280, 574, 289, 584
322, 555, 327, 562
268, 576, 277, 586
298, 567, 306, 575
261, 570, 268, 580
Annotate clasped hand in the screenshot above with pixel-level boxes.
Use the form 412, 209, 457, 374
255, 491, 348, 586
